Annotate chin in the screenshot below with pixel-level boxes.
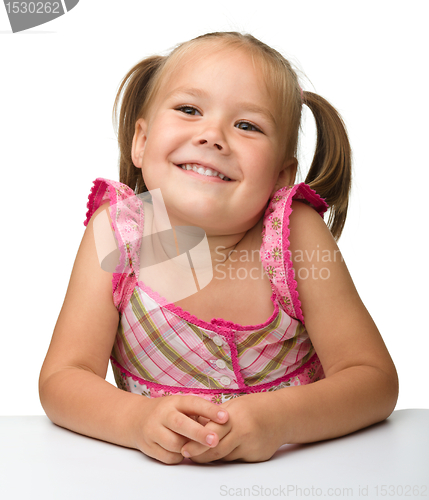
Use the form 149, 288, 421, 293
174, 206, 222, 231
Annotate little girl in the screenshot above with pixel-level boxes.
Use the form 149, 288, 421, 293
39, 31, 398, 465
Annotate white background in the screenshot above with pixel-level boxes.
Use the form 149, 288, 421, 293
0, 1, 427, 415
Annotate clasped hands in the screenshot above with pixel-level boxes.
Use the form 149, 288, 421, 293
133, 390, 282, 464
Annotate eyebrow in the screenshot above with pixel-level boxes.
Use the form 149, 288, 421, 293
165, 87, 277, 126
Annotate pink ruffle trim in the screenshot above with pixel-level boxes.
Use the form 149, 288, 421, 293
84, 177, 135, 226
266, 183, 328, 325
164, 293, 280, 333
110, 353, 321, 395
284, 183, 328, 324
83, 178, 140, 312
137, 281, 281, 333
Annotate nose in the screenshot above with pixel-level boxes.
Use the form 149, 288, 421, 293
192, 124, 230, 153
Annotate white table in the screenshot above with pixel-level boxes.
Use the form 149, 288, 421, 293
1, 410, 428, 500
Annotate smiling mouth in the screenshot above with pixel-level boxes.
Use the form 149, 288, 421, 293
176, 163, 233, 181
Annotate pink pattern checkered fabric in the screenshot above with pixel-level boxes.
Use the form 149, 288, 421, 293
84, 179, 328, 403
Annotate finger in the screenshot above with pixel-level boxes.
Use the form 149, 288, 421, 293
176, 396, 229, 424
155, 427, 192, 454
197, 416, 211, 425
146, 441, 185, 465
164, 397, 229, 447
188, 433, 238, 464
181, 421, 231, 458
165, 410, 221, 449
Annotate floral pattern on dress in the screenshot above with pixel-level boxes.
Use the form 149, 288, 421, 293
260, 187, 296, 319
271, 217, 282, 234
271, 247, 282, 261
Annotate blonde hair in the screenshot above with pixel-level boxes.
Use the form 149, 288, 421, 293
113, 32, 352, 240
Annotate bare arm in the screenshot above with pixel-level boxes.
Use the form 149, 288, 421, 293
39, 203, 228, 464
274, 200, 399, 444
39, 203, 140, 447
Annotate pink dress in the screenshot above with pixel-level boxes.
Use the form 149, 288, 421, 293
84, 178, 328, 405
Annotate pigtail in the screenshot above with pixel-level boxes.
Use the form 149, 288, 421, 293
302, 91, 352, 241
112, 55, 165, 195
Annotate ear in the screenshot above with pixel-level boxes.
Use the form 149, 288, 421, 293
271, 158, 298, 197
131, 118, 148, 169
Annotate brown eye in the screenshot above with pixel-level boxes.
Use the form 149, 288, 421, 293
177, 106, 201, 115
236, 121, 261, 132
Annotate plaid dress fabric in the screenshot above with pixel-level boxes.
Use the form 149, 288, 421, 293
85, 178, 328, 404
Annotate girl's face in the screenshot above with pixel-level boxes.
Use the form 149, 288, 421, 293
132, 47, 296, 235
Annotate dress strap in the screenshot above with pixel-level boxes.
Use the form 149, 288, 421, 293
261, 183, 329, 325
84, 178, 144, 312
84, 177, 136, 226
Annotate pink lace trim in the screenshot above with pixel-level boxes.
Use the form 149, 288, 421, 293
290, 183, 329, 215
164, 293, 280, 332
283, 184, 328, 324
110, 353, 320, 395
137, 281, 170, 307
84, 178, 142, 312
137, 279, 281, 334
84, 177, 134, 227
262, 183, 328, 325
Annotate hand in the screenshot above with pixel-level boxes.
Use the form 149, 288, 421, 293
131, 395, 229, 464
180, 392, 282, 463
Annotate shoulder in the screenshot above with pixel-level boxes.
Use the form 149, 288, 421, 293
289, 199, 330, 235
91, 201, 113, 225
86, 201, 120, 274
289, 197, 338, 249
288, 199, 344, 310
290, 198, 348, 278
85, 199, 114, 237
288, 199, 344, 304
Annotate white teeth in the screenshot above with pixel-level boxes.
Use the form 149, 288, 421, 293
180, 163, 231, 181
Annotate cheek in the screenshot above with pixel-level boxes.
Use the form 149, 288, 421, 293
245, 144, 280, 176
140, 152, 163, 189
